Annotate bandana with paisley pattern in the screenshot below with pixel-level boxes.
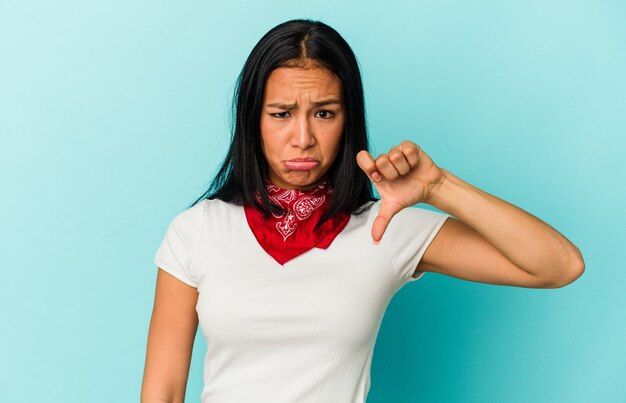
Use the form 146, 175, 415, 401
243, 180, 350, 265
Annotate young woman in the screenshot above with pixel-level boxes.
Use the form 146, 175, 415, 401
141, 19, 584, 403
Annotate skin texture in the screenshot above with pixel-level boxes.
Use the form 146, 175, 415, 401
260, 66, 345, 190
141, 269, 198, 403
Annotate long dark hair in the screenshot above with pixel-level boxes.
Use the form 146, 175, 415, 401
190, 19, 376, 222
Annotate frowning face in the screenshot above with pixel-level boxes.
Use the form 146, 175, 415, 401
260, 66, 345, 190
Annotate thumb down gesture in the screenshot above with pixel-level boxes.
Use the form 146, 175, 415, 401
356, 141, 445, 243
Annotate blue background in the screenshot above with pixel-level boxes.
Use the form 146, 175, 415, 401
1, 1, 624, 402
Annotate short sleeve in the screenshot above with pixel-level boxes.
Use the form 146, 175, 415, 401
153, 201, 206, 288
378, 202, 450, 284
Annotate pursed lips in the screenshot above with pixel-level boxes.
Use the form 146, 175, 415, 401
284, 158, 319, 170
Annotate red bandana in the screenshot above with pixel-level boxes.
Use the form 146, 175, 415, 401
243, 180, 351, 265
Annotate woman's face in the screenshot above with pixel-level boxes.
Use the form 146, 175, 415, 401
260, 66, 345, 190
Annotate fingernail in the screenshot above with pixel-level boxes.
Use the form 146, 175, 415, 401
372, 172, 381, 181
373, 239, 380, 245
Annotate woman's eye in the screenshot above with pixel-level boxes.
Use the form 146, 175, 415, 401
272, 112, 290, 118
316, 110, 334, 119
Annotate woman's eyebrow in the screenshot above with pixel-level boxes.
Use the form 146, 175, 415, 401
265, 102, 297, 109
312, 98, 341, 107
265, 98, 342, 109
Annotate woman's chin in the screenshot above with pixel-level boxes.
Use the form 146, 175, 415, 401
274, 171, 324, 190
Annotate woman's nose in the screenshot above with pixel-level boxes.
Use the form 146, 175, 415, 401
291, 116, 316, 149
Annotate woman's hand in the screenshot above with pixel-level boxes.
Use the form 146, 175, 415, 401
356, 141, 445, 243
357, 141, 584, 288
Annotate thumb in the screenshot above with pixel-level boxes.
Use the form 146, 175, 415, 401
372, 201, 395, 244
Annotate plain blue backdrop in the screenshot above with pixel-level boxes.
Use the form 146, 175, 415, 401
1, 1, 624, 402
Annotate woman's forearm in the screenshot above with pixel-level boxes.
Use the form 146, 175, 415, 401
427, 168, 585, 285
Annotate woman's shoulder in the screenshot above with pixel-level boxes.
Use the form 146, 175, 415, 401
169, 198, 239, 227
191, 198, 242, 216
353, 199, 378, 216
359, 199, 447, 217
355, 200, 449, 230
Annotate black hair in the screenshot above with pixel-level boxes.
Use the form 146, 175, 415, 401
189, 19, 376, 222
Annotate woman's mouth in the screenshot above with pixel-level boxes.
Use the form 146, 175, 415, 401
284, 159, 319, 170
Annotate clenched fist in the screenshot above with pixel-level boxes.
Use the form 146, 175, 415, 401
356, 141, 445, 243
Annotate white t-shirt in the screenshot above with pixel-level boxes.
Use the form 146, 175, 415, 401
154, 198, 449, 403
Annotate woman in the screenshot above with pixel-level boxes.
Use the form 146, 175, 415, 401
141, 19, 584, 403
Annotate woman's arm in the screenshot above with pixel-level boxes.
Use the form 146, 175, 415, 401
141, 269, 199, 403
356, 141, 584, 288
418, 169, 584, 288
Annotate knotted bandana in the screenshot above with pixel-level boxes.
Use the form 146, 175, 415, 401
243, 180, 350, 265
